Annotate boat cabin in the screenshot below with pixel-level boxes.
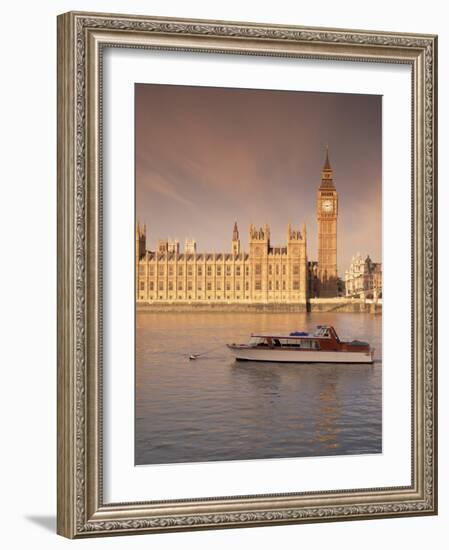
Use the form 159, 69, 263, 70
248, 325, 369, 353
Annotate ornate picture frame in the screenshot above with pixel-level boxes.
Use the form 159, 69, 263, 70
57, 11, 437, 538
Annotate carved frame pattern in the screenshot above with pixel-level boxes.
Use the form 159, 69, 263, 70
57, 11, 437, 538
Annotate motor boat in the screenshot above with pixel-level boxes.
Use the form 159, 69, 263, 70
227, 325, 374, 364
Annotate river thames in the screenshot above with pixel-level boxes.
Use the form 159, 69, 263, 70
135, 312, 382, 465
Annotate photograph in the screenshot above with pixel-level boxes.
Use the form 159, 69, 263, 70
135, 83, 383, 466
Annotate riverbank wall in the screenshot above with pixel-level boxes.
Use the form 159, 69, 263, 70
136, 299, 382, 314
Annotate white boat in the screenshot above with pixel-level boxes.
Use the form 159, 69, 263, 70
227, 325, 374, 364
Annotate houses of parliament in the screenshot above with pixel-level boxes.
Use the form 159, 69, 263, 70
136, 150, 339, 306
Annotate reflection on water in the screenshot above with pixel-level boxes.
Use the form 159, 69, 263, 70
135, 312, 382, 465
316, 381, 339, 449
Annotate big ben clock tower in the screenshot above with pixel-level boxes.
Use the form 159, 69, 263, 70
316, 148, 338, 297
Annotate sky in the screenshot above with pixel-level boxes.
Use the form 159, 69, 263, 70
135, 84, 382, 274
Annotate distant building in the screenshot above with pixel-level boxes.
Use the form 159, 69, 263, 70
136, 150, 343, 305
344, 253, 382, 300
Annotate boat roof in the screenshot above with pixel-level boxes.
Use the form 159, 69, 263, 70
251, 326, 335, 339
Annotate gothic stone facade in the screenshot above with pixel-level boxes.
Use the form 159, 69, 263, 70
136, 222, 308, 305
136, 151, 339, 305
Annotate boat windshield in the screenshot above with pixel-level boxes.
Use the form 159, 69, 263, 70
249, 336, 264, 346
248, 336, 320, 349
315, 326, 330, 337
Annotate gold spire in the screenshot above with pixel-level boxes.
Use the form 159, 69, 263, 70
320, 146, 334, 188
323, 145, 331, 170
232, 221, 239, 241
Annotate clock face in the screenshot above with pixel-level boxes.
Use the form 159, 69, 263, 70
322, 199, 333, 213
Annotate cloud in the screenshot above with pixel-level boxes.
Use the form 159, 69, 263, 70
138, 170, 195, 209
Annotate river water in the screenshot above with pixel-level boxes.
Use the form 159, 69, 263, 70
135, 312, 382, 465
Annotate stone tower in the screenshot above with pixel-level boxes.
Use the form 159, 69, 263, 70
136, 222, 146, 264
287, 223, 308, 303
136, 222, 146, 296
185, 239, 197, 254
316, 148, 338, 297
249, 224, 270, 301
232, 221, 240, 256
249, 223, 270, 258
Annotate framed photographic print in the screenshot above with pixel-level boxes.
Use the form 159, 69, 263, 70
57, 11, 437, 538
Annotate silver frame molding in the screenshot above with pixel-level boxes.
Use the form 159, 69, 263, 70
57, 11, 438, 538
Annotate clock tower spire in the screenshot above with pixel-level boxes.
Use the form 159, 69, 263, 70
316, 147, 338, 297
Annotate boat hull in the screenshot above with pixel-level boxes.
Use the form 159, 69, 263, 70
227, 346, 374, 364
